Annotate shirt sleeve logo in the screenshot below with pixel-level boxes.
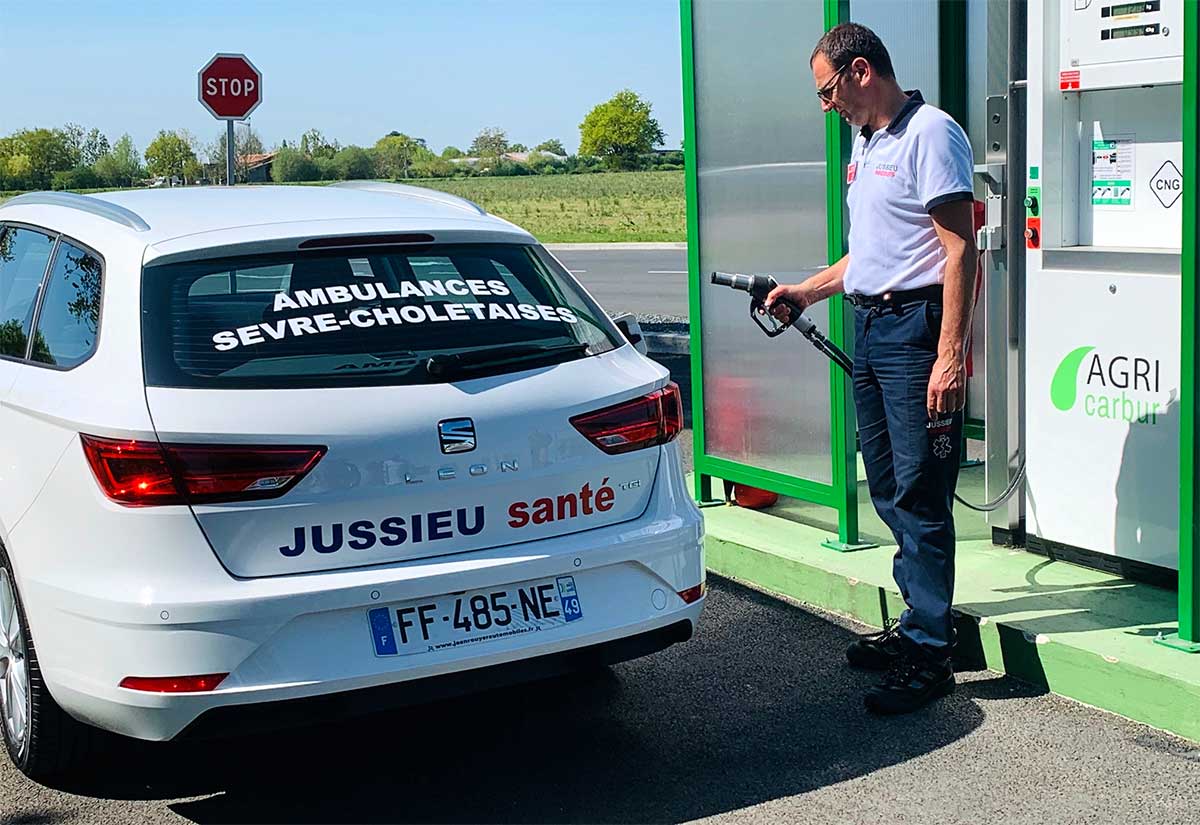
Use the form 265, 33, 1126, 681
846, 163, 857, 184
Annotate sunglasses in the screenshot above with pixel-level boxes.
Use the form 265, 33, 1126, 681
816, 62, 850, 104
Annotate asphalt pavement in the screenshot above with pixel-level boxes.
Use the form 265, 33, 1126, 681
548, 244, 689, 321
4, 579, 1199, 824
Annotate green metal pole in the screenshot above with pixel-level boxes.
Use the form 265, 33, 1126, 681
937, 0, 969, 129
1159, 0, 1200, 652
820, 0, 871, 552
679, 0, 715, 504
1183, 0, 1200, 644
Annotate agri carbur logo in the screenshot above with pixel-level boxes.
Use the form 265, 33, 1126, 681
1051, 345, 1164, 426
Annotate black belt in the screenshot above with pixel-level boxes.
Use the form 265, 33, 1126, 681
846, 284, 943, 308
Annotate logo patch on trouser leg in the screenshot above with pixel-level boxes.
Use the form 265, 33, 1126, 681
932, 434, 953, 459
926, 418, 954, 460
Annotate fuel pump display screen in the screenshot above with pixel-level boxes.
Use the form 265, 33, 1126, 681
1106, 2, 1159, 16
1102, 23, 1161, 40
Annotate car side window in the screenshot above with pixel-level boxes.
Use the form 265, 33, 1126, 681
0, 224, 55, 359
30, 241, 103, 368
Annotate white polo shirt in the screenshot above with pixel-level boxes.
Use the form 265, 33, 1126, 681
843, 91, 974, 296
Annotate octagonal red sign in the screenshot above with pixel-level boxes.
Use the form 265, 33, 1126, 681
198, 53, 262, 120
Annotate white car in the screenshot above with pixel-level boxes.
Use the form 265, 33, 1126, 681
0, 183, 704, 780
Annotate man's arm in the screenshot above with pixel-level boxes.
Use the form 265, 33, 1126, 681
803, 253, 850, 302
927, 199, 977, 417
763, 253, 849, 320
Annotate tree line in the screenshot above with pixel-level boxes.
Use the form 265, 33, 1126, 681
0, 90, 682, 192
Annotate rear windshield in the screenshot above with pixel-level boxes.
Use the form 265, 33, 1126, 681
141, 243, 621, 388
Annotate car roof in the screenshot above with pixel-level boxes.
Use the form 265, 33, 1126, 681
0, 183, 530, 249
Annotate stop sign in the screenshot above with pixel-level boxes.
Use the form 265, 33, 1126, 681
198, 53, 262, 120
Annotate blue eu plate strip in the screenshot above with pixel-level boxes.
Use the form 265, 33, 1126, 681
368, 607, 399, 656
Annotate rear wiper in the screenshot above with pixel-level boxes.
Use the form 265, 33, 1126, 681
426, 342, 589, 377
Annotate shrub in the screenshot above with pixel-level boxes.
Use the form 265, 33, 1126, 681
51, 166, 102, 190
271, 148, 321, 182
331, 146, 375, 180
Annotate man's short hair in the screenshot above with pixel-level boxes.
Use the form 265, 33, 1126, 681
811, 22, 896, 80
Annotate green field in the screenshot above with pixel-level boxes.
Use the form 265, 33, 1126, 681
403, 171, 685, 243
0, 171, 687, 243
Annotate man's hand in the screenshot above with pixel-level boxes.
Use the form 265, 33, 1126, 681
927, 351, 966, 418
762, 282, 814, 324
926, 199, 976, 419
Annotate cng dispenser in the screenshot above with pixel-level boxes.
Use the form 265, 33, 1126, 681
1024, 0, 1185, 578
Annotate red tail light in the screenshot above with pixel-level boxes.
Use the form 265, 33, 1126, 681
678, 582, 706, 604
120, 673, 227, 693
81, 435, 326, 506
570, 382, 683, 455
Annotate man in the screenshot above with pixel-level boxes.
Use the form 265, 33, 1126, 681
765, 23, 976, 714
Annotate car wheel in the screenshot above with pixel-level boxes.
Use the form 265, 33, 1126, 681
1, 543, 100, 781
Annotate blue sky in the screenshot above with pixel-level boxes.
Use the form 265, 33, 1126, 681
0, 0, 684, 157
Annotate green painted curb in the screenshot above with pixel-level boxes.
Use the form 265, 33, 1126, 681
704, 507, 1200, 743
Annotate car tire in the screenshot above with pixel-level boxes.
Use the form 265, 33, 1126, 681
1, 541, 101, 781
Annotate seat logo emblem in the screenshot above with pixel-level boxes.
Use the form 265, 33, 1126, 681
438, 418, 477, 454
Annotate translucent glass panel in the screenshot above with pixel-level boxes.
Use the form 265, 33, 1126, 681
692, 0, 834, 483
851, 0, 942, 107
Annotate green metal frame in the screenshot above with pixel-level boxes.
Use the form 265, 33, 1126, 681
681, 0, 710, 503
821, 0, 862, 550
937, 0, 968, 127
681, 0, 864, 545
1159, 0, 1200, 653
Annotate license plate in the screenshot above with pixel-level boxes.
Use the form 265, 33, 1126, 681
367, 575, 584, 656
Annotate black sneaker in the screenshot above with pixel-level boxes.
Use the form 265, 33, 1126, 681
846, 619, 904, 671
863, 648, 955, 715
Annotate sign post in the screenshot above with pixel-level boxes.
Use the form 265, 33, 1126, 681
197, 53, 263, 185
226, 121, 235, 188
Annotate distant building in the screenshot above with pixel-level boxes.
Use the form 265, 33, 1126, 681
240, 152, 278, 183
449, 151, 567, 168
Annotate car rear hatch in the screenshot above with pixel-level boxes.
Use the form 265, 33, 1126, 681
123, 240, 679, 577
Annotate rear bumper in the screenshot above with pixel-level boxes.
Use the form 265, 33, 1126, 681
178, 619, 694, 740
14, 441, 703, 741
47, 596, 703, 742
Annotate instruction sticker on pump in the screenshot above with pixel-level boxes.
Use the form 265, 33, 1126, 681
1092, 135, 1135, 208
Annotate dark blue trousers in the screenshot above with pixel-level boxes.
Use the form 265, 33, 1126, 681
853, 300, 962, 657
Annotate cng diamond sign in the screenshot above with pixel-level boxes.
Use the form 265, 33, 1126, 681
1150, 160, 1182, 209
198, 53, 262, 120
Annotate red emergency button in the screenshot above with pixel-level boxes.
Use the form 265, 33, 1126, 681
1024, 218, 1041, 249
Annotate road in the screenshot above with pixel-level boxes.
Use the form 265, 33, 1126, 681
3, 578, 1198, 824
548, 245, 689, 320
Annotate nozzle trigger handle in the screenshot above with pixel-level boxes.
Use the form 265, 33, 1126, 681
751, 298, 791, 337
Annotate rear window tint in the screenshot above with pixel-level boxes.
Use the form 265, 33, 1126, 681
141, 243, 621, 389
